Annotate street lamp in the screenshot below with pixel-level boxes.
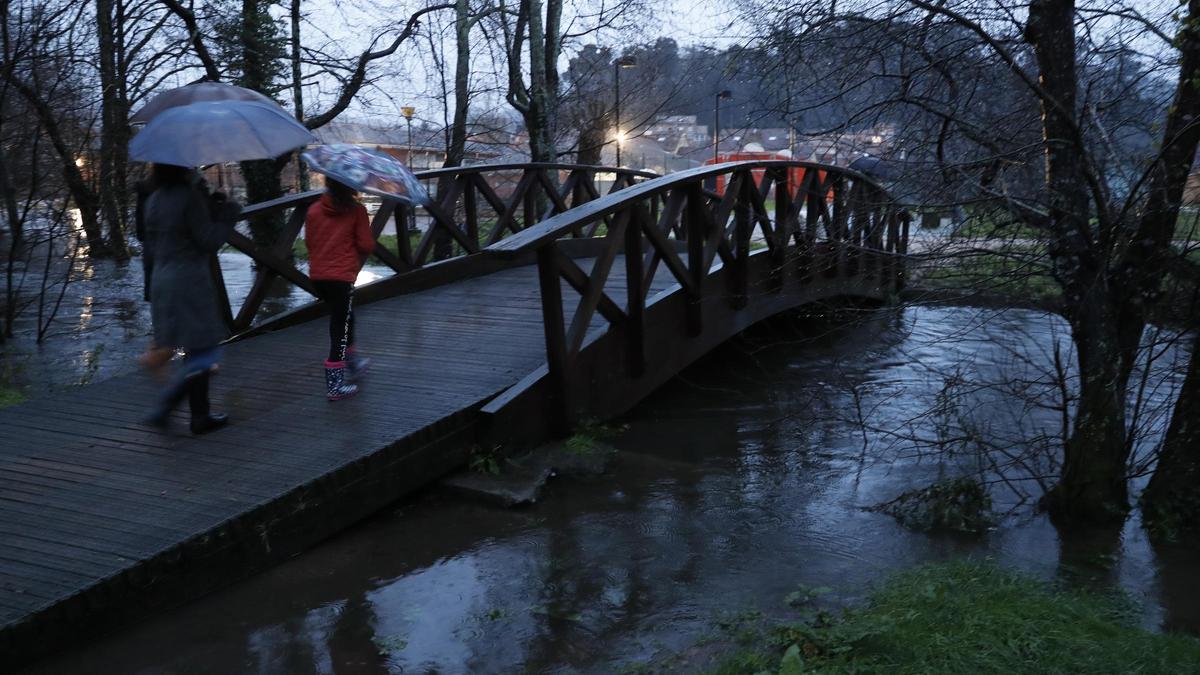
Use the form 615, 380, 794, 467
401, 105, 416, 167
614, 55, 637, 166
714, 90, 732, 164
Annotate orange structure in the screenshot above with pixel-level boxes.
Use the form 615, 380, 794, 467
704, 151, 829, 199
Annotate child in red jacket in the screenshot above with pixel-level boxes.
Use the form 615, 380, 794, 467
306, 178, 375, 400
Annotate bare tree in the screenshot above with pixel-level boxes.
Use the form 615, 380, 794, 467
157, 0, 452, 245
745, 0, 1200, 527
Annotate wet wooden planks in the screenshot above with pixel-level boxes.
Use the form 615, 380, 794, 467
0, 257, 680, 665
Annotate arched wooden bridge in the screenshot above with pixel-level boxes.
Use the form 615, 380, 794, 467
0, 160, 909, 666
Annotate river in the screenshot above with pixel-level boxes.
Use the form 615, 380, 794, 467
6, 259, 1200, 674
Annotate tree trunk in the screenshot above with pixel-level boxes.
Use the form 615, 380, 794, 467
433, 0, 472, 261
444, 0, 471, 170
241, 159, 284, 248
1143, 333, 1200, 538
1043, 303, 1131, 522
96, 0, 129, 259
0, 145, 21, 340
1026, 0, 1131, 524
1139, 0, 1200, 541
238, 0, 284, 246
289, 0, 307, 191
2, 75, 109, 255
575, 120, 606, 165
523, 0, 561, 163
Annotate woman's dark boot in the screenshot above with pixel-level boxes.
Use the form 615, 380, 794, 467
143, 375, 192, 428
188, 371, 229, 434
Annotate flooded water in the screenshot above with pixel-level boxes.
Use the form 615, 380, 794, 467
19, 302, 1200, 674
0, 255, 391, 394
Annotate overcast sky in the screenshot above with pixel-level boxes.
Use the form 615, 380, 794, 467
211, 0, 1177, 131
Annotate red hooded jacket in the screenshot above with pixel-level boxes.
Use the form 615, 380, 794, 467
305, 193, 375, 282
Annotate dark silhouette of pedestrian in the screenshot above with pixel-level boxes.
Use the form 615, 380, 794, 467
141, 163, 240, 434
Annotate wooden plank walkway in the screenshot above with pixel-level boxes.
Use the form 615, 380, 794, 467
0, 257, 679, 666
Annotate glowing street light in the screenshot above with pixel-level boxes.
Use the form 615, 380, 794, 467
614, 55, 637, 166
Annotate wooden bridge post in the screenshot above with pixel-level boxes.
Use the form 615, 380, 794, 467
624, 204, 647, 378
684, 183, 707, 336
733, 174, 751, 309
897, 209, 911, 290
535, 244, 572, 431
771, 167, 790, 289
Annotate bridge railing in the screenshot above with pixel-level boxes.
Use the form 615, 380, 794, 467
485, 160, 910, 425
216, 163, 658, 334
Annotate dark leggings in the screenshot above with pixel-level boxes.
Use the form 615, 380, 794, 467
314, 280, 354, 362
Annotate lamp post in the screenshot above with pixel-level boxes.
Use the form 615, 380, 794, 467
614, 55, 637, 166
713, 90, 732, 164
401, 105, 416, 167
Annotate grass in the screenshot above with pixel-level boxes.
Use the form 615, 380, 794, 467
948, 215, 1043, 240
290, 217, 504, 262
705, 561, 1200, 674
0, 358, 26, 409
869, 477, 994, 534
1175, 208, 1200, 240
945, 209, 1200, 242
916, 248, 1062, 305
0, 386, 24, 409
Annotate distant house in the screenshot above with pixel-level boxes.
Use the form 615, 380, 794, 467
313, 119, 504, 171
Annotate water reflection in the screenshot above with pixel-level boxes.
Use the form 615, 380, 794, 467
1, 255, 391, 393
21, 306, 1200, 674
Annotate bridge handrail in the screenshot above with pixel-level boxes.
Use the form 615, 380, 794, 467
217, 162, 657, 334
479, 158, 911, 428
487, 160, 893, 257
415, 161, 659, 181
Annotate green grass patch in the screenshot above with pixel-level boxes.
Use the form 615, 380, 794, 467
0, 358, 26, 409
946, 210, 1200, 241
869, 478, 995, 534
0, 385, 25, 409
948, 214, 1043, 240
918, 249, 1062, 304
709, 561, 1200, 674
1176, 209, 1200, 240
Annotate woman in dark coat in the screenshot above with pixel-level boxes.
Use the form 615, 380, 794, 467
142, 163, 240, 434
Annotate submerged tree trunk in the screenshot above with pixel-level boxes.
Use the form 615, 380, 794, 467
1025, 0, 1132, 524
2, 74, 109, 255
0, 146, 21, 340
1130, 0, 1200, 536
1143, 333, 1200, 538
1045, 307, 1131, 521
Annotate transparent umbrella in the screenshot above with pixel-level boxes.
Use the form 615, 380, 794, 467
130, 82, 281, 125
128, 100, 316, 167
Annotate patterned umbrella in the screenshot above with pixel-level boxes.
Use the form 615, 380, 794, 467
131, 82, 280, 124
301, 144, 430, 205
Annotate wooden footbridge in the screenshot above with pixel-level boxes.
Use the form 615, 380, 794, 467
0, 160, 908, 666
